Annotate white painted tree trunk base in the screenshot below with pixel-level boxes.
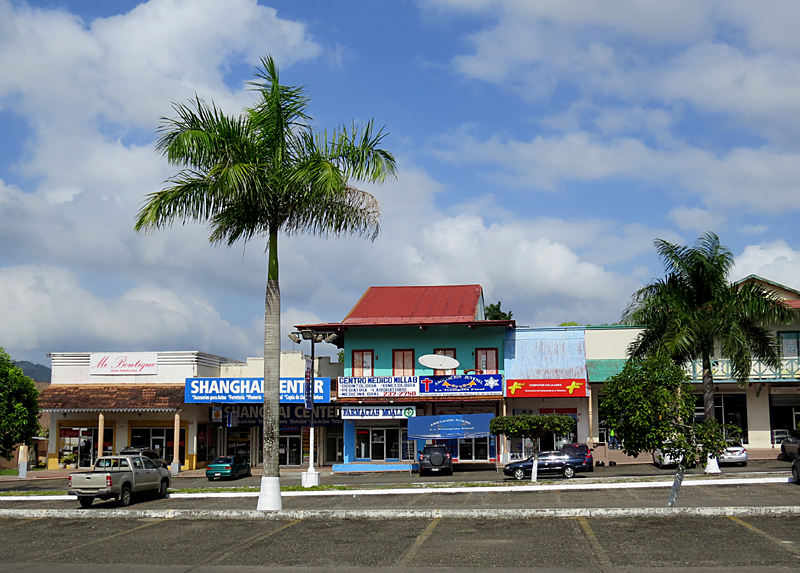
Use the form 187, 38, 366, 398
704, 455, 722, 474
257, 476, 282, 511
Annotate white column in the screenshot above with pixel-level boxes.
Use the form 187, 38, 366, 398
97, 412, 105, 461
171, 411, 181, 476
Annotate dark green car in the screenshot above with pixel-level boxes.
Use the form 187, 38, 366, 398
205, 456, 251, 481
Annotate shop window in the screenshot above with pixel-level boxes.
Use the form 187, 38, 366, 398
130, 427, 186, 464
475, 348, 498, 374
59, 427, 113, 468
433, 348, 456, 375
353, 350, 374, 377
458, 437, 489, 461
393, 349, 414, 376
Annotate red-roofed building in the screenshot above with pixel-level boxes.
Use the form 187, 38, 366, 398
296, 284, 514, 471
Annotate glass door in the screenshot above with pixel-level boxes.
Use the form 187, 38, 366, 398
386, 429, 400, 459
278, 436, 302, 466
370, 429, 385, 460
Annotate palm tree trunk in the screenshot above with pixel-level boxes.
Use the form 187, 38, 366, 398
258, 227, 282, 511
702, 353, 714, 422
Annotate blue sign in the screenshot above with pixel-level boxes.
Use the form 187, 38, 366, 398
184, 377, 330, 404
418, 374, 503, 396
407, 413, 495, 439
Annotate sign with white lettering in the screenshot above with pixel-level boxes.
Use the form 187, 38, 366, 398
341, 406, 417, 419
419, 374, 503, 396
215, 404, 342, 427
90, 353, 157, 375
184, 377, 331, 403
337, 376, 419, 398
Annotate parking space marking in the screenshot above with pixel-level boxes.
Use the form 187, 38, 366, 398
409, 492, 429, 505
195, 518, 302, 568
576, 517, 611, 567
28, 518, 169, 562
395, 517, 441, 567
728, 516, 800, 557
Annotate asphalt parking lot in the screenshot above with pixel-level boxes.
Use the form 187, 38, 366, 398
2, 459, 798, 572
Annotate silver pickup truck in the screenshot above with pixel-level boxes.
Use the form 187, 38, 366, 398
68, 454, 170, 508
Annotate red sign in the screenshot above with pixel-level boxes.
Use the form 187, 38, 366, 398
505, 379, 587, 398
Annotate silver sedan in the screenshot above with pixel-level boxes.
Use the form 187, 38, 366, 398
718, 442, 748, 466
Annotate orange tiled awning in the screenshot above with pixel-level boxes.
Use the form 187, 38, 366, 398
39, 385, 184, 412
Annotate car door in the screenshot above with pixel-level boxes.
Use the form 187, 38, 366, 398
140, 456, 160, 490
537, 452, 554, 473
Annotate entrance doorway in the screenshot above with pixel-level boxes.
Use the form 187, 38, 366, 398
279, 436, 301, 466
325, 434, 344, 464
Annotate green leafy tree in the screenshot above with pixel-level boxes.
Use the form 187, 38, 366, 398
490, 414, 575, 481
558, 321, 580, 326
135, 55, 396, 510
623, 232, 794, 422
485, 301, 513, 320
0, 348, 40, 461
599, 355, 738, 505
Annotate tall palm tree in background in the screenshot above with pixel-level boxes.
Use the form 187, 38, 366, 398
135, 55, 396, 510
623, 232, 794, 425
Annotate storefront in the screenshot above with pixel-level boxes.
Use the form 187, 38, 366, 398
184, 375, 340, 467
503, 378, 589, 461
337, 373, 503, 466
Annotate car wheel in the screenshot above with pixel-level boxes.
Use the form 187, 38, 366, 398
207, 476, 214, 481
159, 479, 168, 499
513, 468, 526, 481
79, 497, 93, 508
562, 466, 575, 479
740, 462, 747, 467
793, 464, 799, 484
119, 485, 132, 507
247, 468, 252, 477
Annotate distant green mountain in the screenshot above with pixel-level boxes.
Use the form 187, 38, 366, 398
16, 361, 51, 382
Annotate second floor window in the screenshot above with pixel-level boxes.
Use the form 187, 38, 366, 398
433, 348, 456, 376
353, 350, 374, 377
780, 332, 800, 358
393, 349, 414, 376
475, 348, 498, 374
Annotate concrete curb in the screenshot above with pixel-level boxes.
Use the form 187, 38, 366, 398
1, 506, 799, 520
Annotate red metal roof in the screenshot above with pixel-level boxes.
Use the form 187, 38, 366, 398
342, 285, 483, 325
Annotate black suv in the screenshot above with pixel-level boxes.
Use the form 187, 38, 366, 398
418, 445, 453, 476
120, 446, 169, 469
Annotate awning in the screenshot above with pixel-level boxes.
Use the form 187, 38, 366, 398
39, 384, 184, 413
407, 413, 494, 439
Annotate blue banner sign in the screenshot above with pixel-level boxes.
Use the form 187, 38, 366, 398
418, 374, 503, 396
408, 413, 495, 439
185, 377, 330, 404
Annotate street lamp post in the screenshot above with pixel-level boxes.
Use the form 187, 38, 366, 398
289, 329, 338, 488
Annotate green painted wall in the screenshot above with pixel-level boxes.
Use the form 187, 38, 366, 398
344, 324, 508, 376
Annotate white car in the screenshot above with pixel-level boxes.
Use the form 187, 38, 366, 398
718, 442, 747, 466
652, 448, 683, 468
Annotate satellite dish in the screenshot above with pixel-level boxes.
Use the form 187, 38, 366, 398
418, 354, 460, 370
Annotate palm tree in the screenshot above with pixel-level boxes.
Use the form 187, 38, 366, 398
134, 56, 396, 510
623, 232, 794, 425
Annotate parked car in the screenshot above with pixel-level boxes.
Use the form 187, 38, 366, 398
68, 454, 170, 508
652, 447, 684, 468
418, 445, 453, 476
718, 442, 747, 466
780, 431, 800, 459
560, 443, 594, 472
119, 446, 169, 469
205, 456, 251, 481
503, 450, 589, 480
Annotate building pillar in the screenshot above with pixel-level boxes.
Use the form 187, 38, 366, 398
97, 412, 105, 462
171, 411, 181, 476
586, 388, 594, 446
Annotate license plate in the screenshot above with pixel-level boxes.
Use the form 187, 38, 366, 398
431, 468, 439, 471
215, 473, 221, 476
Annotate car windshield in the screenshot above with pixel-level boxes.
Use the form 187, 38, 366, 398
211, 457, 233, 464
423, 447, 445, 455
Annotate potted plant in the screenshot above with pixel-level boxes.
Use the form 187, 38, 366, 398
62, 453, 78, 469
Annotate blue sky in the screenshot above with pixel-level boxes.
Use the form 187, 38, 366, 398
3, 0, 800, 364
